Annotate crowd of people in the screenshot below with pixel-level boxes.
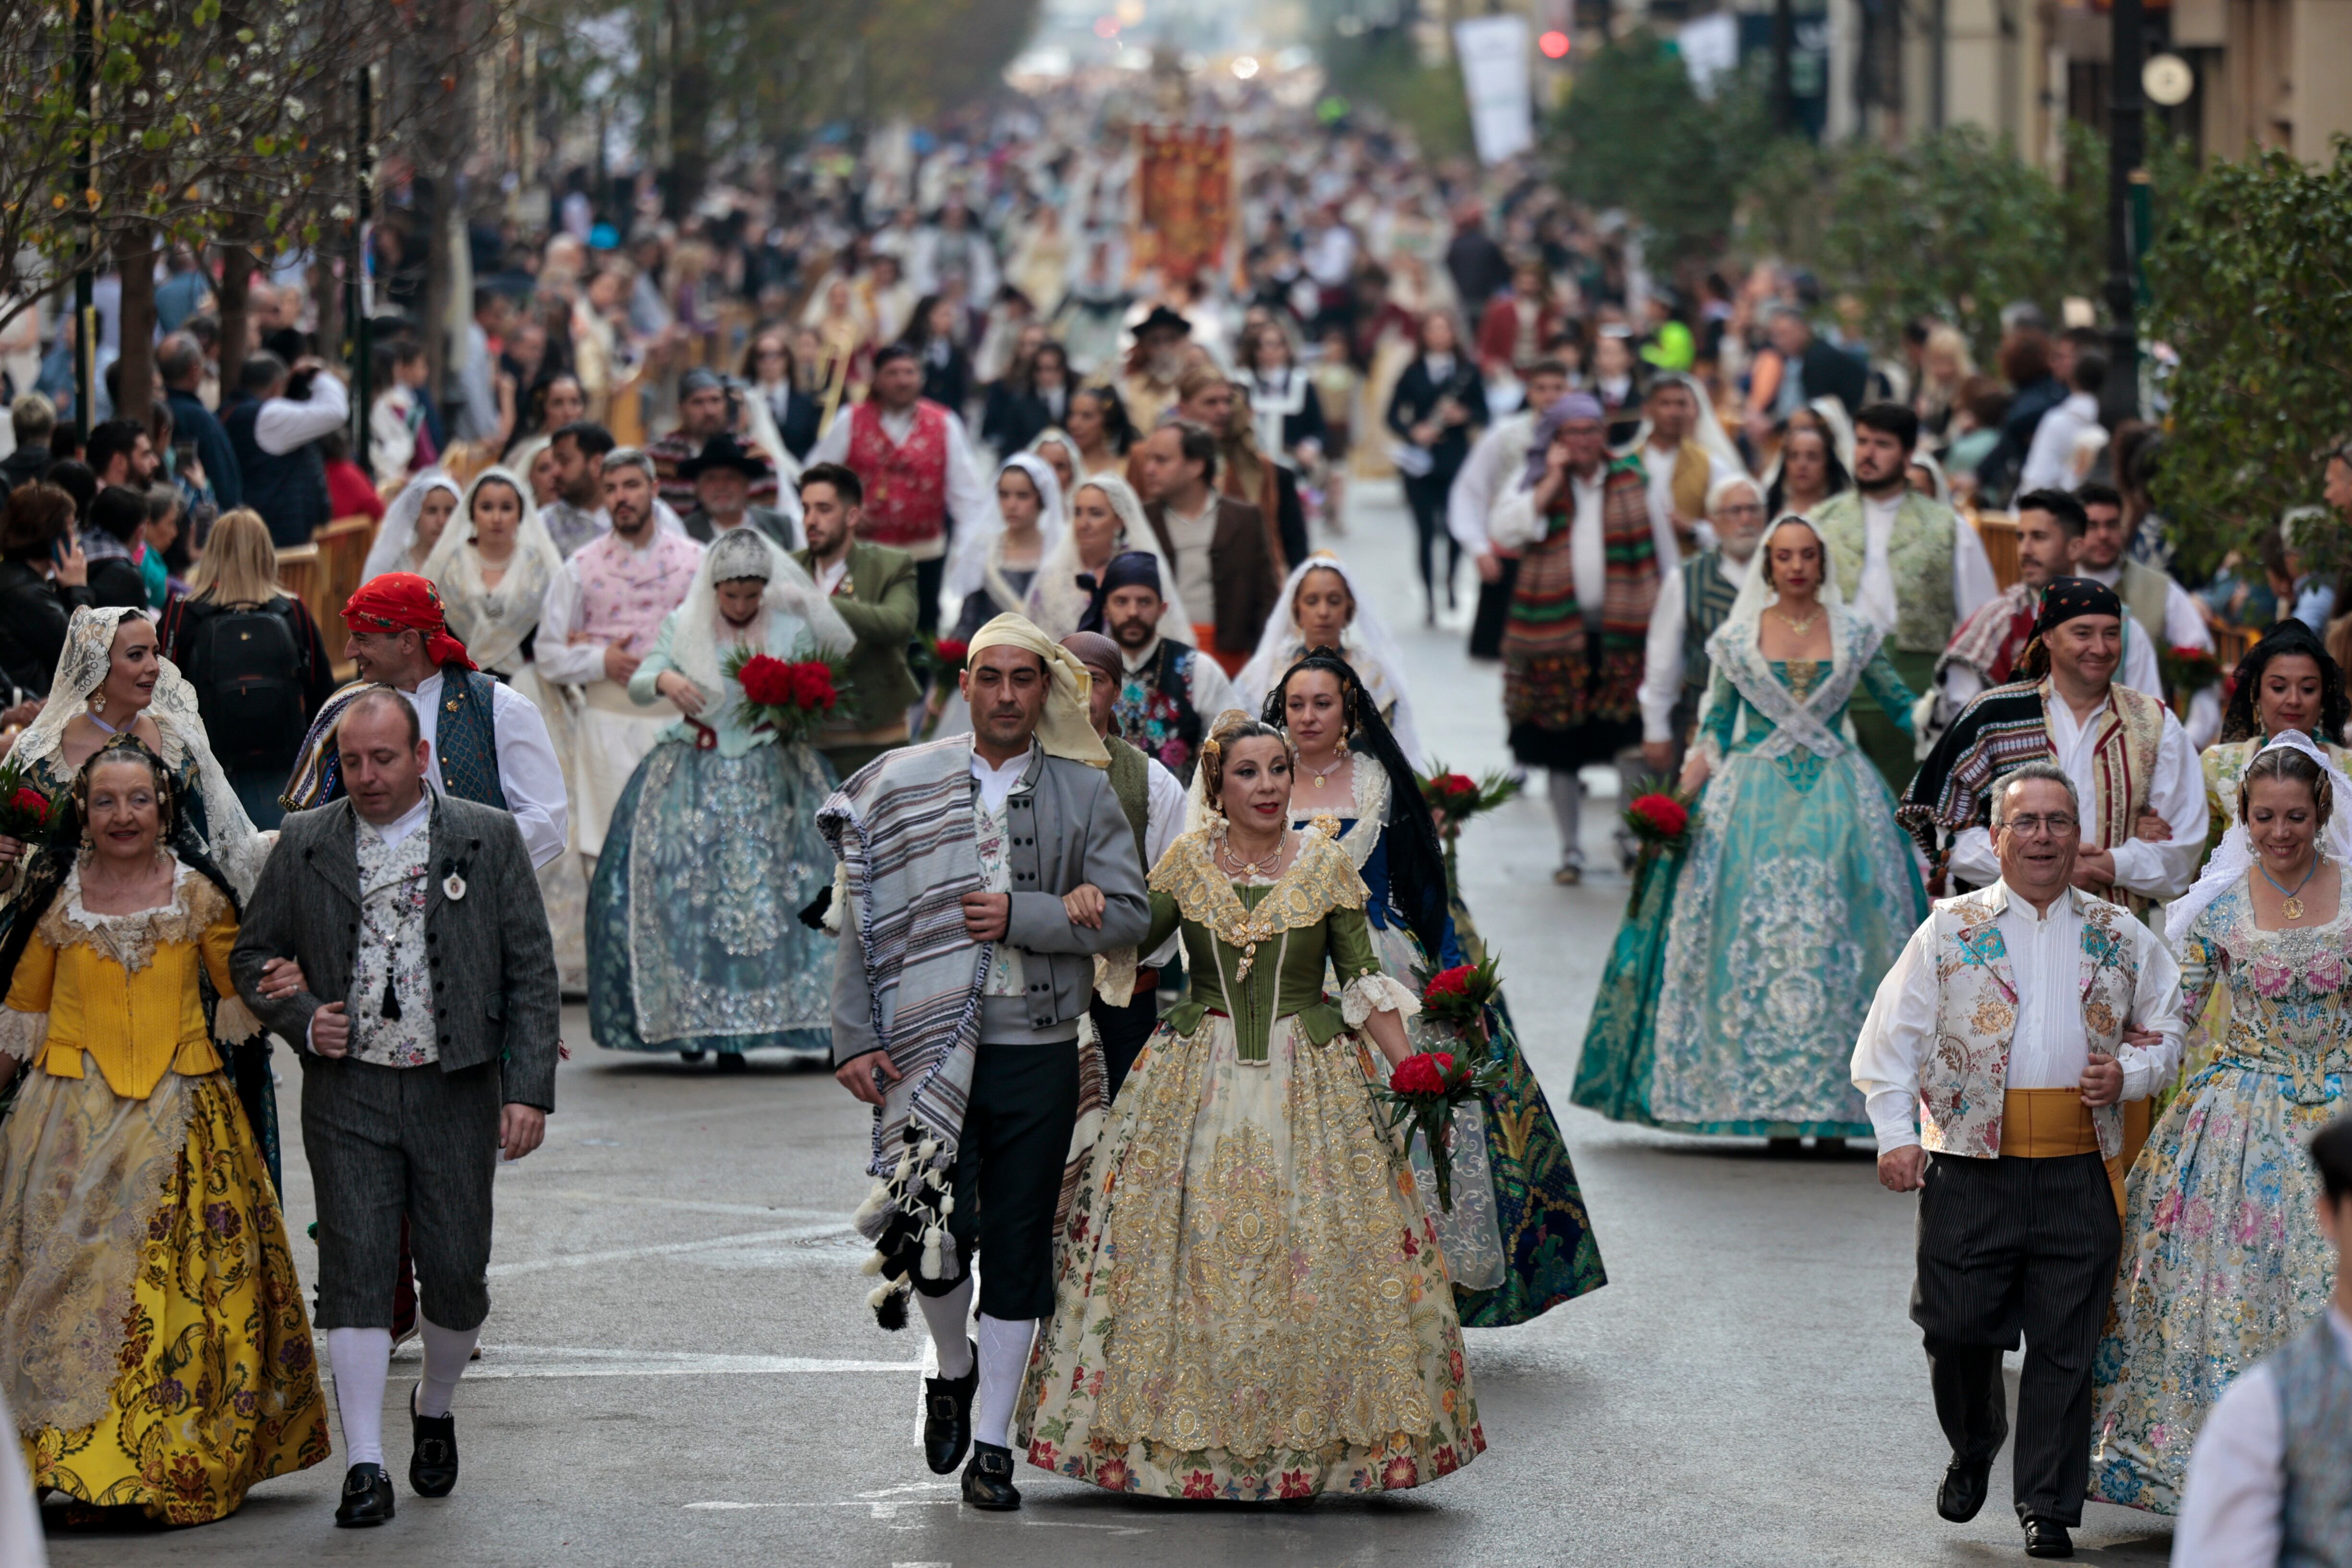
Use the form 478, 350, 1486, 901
0, 71, 2342, 1563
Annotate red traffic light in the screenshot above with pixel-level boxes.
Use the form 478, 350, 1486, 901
1538, 29, 1571, 58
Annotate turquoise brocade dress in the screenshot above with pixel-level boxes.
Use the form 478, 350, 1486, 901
588, 608, 839, 1059
1576, 613, 1926, 1136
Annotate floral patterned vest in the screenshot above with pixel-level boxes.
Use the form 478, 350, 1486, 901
1812, 491, 1959, 655
1921, 883, 2142, 1160
2278, 1317, 2352, 1568
574, 529, 703, 660
845, 400, 950, 551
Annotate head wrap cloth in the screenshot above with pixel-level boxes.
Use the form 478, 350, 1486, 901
1077, 550, 1164, 635
343, 572, 477, 671
2034, 576, 2123, 636
966, 613, 1108, 767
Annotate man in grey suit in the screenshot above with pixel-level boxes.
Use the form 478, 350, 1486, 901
233, 688, 560, 1529
822, 617, 1147, 1514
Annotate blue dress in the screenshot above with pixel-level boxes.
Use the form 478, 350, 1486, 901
1587, 612, 1925, 1136
1299, 764, 1607, 1326
588, 607, 839, 1059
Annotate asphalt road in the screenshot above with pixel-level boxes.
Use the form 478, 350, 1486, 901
43, 480, 2178, 1567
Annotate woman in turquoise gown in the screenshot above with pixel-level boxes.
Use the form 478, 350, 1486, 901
1264, 653, 1607, 1326
1580, 516, 1925, 1143
588, 528, 855, 1065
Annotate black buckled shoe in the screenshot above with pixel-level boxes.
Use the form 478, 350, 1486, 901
334, 1462, 396, 1527
409, 1384, 458, 1498
961, 1440, 1021, 1511
2023, 1518, 2074, 1558
1936, 1457, 1991, 1522
923, 1343, 978, 1475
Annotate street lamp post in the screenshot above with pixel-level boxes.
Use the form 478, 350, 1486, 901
2102, 0, 2145, 425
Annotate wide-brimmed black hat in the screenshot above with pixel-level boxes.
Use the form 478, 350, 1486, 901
677, 431, 774, 482
1134, 304, 1193, 340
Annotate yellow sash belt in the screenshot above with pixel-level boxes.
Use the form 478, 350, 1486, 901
1999, 1089, 2101, 1158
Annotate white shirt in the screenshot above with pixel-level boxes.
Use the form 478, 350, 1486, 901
308, 792, 434, 1057
2021, 390, 2101, 495
813, 556, 851, 598
2082, 557, 2224, 751
367, 790, 434, 850
805, 401, 993, 570
970, 742, 1033, 814
403, 672, 569, 870
1850, 882, 2184, 1153
1487, 468, 1611, 602
255, 373, 351, 456
2172, 1306, 2352, 1568
1639, 551, 1753, 743
1139, 754, 1186, 968
533, 528, 704, 688
1850, 490, 1999, 641
1447, 414, 1536, 554
1157, 495, 1221, 636
1946, 690, 2208, 899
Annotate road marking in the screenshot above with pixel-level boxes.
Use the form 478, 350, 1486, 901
517, 1188, 848, 1221
461, 1345, 924, 1379
486, 1221, 853, 1276
683, 1490, 1148, 1534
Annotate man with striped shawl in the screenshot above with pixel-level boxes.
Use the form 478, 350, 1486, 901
821, 613, 1149, 1514
1490, 392, 1662, 884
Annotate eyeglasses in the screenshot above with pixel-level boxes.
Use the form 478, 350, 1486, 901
2000, 813, 2079, 837
1718, 502, 1766, 517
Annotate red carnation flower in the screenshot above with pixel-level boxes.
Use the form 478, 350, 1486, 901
1422, 964, 1476, 1002
1627, 793, 1689, 839
11, 788, 46, 823
934, 638, 970, 664
790, 662, 838, 710
1440, 772, 1476, 796
1390, 1053, 1447, 1097
736, 654, 796, 706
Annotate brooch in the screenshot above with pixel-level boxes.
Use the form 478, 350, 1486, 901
443, 870, 468, 901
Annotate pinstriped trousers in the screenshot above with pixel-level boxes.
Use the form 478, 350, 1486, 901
302, 1055, 504, 1332
1909, 1151, 2119, 1526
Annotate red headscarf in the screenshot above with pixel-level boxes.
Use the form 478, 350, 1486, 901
343, 572, 477, 671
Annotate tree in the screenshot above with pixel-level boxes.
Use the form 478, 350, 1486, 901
1553, 32, 1777, 268
2142, 141, 2352, 580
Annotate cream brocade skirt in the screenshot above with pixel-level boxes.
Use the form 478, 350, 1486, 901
1016, 1011, 1484, 1500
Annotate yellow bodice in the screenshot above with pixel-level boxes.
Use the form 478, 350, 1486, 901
2, 863, 239, 1100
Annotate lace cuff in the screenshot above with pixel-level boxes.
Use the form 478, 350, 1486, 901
0, 1007, 49, 1065
1093, 946, 1138, 1009
1341, 972, 1421, 1029
212, 995, 265, 1048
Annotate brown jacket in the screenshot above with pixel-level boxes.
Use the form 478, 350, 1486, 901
1145, 494, 1282, 659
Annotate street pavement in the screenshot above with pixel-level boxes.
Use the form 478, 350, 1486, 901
47, 481, 2178, 1567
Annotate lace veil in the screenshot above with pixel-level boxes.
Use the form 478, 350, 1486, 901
1231, 550, 1426, 767
2167, 730, 2352, 948
1023, 471, 1195, 643
944, 452, 1067, 607
419, 466, 567, 675
665, 527, 855, 702
362, 470, 463, 586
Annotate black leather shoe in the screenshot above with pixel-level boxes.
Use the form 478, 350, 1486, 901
923, 1344, 978, 1475
409, 1384, 458, 1498
334, 1463, 396, 1527
2023, 1518, 2074, 1558
961, 1440, 1021, 1510
715, 1052, 749, 1073
1937, 1457, 1991, 1522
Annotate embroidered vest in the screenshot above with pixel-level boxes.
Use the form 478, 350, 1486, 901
434, 668, 507, 810
1813, 492, 1959, 655
2117, 558, 2174, 657
575, 530, 701, 658
2064, 681, 2169, 854
1103, 735, 1152, 871
1920, 886, 2140, 1159
1112, 641, 1204, 784
2278, 1319, 2352, 1568
1679, 552, 1743, 705
845, 400, 950, 550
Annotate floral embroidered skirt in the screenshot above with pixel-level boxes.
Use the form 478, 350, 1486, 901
0, 1063, 329, 1523
2089, 1058, 2347, 1513
1017, 1011, 1484, 1500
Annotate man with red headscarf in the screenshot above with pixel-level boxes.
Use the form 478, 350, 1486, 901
283, 572, 567, 870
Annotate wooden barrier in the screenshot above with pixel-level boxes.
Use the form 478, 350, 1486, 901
277, 543, 324, 633
313, 515, 375, 681
609, 367, 647, 447
1972, 511, 2020, 590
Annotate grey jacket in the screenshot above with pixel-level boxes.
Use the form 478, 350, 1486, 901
231, 793, 563, 1110
832, 747, 1150, 1062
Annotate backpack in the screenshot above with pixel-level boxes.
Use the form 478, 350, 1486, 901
182, 598, 308, 769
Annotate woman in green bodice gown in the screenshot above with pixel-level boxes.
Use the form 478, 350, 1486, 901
1017, 712, 1483, 1501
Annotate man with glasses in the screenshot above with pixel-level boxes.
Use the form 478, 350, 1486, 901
1637, 474, 1768, 779
1853, 761, 2184, 1560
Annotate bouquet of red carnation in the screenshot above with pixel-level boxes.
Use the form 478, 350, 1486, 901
1622, 779, 1693, 849
2160, 645, 2223, 698
927, 637, 971, 679
1374, 1047, 1506, 1212
726, 649, 841, 743
1418, 762, 1521, 887
0, 760, 51, 839
917, 637, 972, 738
1418, 956, 1503, 1038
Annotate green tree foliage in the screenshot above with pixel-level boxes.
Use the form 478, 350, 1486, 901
1553, 31, 1776, 268
2143, 141, 2352, 577
1739, 123, 2106, 365
1317, 24, 1473, 162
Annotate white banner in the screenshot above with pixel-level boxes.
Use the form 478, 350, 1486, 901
1453, 16, 1534, 166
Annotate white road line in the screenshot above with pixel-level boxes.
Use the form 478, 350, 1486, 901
486, 1221, 853, 1276
514, 1189, 848, 1221
461, 1346, 923, 1379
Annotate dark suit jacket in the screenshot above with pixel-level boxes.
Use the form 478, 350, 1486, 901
1145, 494, 1280, 659
1386, 356, 1490, 486
166, 386, 242, 508
793, 537, 920, 732
231, 793, 563, 1110
683, 507, 797, 551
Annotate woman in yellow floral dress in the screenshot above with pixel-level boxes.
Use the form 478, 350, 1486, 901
1017, 712, 1482, 1501
0, 738, 328, 1525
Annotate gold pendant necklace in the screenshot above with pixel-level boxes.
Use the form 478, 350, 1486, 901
2261, 857, 2319, 921
1303, 754, 1346, 791
1772, 605, 1822, 636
